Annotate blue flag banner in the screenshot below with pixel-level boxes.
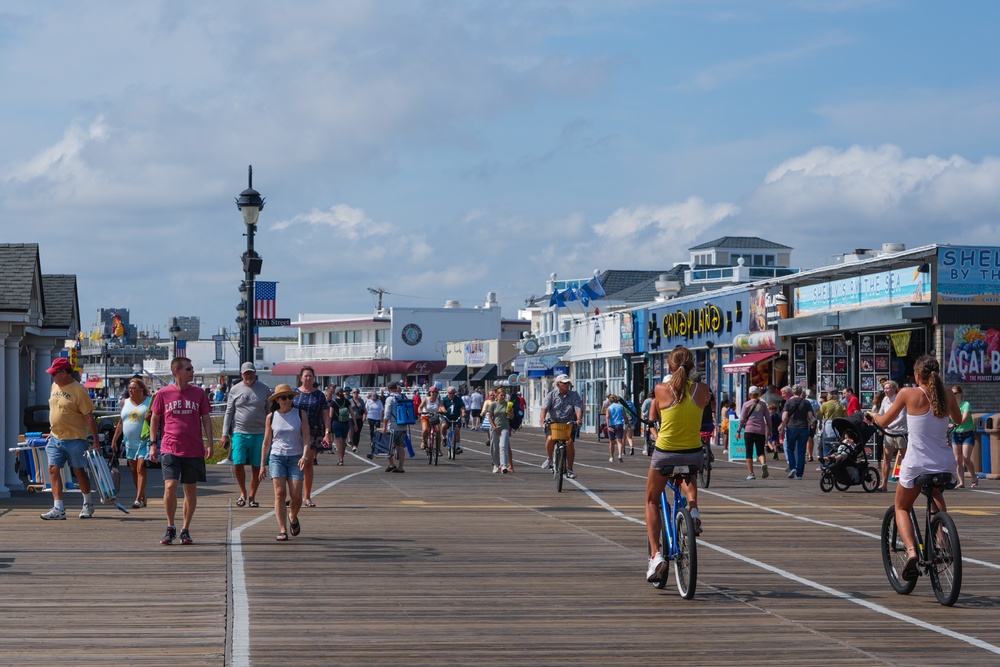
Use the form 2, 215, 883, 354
581, 276, 606, 300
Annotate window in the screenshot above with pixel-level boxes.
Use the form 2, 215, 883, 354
328, 331, 343, 345
754, 255, 764, 266
254, 347, 264, 362
375, 329, 388, 343
303, 332, 316, 345
765, 255, 775, 266
346, 330, 362, 344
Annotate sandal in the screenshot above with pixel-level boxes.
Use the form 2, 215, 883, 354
289, 517, 301, 536
902, 547, 919, 581
303, 499, 316, 508
276, 532, 288, 541
971, 480, 979, 488
248, 499, 259, 508
236, 497, 247, 507
131, 500, 142, 509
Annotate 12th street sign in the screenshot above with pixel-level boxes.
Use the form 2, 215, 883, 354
256, 318, 291, 327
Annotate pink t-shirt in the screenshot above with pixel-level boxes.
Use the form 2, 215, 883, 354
152, 384, 211, 457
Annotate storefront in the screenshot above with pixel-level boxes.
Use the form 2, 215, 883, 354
780, 262, 933, 409
643, 288, 769, 409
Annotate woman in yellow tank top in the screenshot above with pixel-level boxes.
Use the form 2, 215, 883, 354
645, 346, 711, 583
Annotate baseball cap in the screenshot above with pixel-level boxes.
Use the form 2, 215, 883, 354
240, 362, 256, 374
555, 374, 571, 384
47, 357, 73, 375
747, 386, 760, 395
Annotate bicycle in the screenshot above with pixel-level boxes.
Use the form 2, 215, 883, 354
548, 421, 573, 492
880, 470, 962, 606
699, 430, 713, 489
445, 417, 462, 460
648, 465, 699, 599
423, 412, 443, 466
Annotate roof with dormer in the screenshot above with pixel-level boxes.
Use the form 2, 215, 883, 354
41, 275, 79, 330
688, 236, 791, 251
0, 243, 43, 313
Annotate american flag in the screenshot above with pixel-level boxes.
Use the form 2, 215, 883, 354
253, 326, 260, 348
254, 281, 277, 319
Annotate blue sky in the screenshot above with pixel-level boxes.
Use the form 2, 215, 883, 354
2, 1, 999, 338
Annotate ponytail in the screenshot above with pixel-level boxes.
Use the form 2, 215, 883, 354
666, 346, 695, 400
914, 355, 947, 418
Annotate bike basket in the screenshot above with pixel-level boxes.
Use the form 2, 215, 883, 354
550, 423, 573, 441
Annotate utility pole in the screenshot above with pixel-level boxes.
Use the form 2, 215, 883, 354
367, 286, 389, 312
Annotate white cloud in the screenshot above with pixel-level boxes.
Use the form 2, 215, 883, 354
271, 204, 391, 240
5, 116, 110, 184
747, 144, 1000, 264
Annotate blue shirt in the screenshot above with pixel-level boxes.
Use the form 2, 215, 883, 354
607, 402, 626, 427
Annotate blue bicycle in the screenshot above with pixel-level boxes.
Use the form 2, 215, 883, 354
445, 417, 463, 460
649, 465, 698, 599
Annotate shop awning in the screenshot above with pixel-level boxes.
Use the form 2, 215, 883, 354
436, 365, 468, 382
470, 363, 498, 383
270, 360, 446, 376
723, 351, 780, 375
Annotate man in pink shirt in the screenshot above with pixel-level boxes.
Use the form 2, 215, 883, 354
149, 357, 214, 545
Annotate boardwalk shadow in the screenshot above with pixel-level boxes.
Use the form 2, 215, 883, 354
303, 537, 439, 561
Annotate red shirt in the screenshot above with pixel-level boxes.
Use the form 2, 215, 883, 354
152, 384, 211, 457
846, 395, 861, 416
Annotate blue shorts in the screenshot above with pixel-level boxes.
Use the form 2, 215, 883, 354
125, 439, 150, 461
269, 454, 305, 481
45, 437, 89, 469
952, 430, 974, 446
232, 432, 264, 466
609, 424, 625, 440
331, 420, 350, 439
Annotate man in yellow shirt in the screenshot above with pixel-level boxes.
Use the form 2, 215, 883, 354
40, 357, 100, 520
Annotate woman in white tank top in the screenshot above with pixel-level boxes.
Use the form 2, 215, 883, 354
260, 384, 311, 541
869, 356, 962, 579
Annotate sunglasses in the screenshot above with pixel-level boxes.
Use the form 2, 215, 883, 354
277, 396, 293, 402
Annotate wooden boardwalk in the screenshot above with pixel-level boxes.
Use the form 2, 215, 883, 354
3, 427, 1000, 666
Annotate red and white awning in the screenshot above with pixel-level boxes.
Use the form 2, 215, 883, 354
722, 351, 780, 375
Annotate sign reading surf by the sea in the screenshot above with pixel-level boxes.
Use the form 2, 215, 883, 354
938, 246, 1000, 305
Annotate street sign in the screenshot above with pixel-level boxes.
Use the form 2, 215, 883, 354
256, 318, 291, 327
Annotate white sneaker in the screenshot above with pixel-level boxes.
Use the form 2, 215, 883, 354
40, 507, 66, 521
566, 470, 577, 479
646, 553, 668, 582
609, 457, 615, 462
79, 503, 95, 519
492, 465, 500, 474
541, 459, 552, 470
788, 470, 796, 479
216, 457, 232, 465
746, 473, 756, 480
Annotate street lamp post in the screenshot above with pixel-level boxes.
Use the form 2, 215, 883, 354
236, 166, 265, 367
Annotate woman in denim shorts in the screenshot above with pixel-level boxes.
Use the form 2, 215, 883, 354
259, 384, 312, 541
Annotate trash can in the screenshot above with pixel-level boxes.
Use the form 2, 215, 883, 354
973, 413, 991, 477
984, 414, 1000, 479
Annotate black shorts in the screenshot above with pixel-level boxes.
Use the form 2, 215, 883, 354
744, 432, 767, 459
161, 454, 207, 484
650, 448, 703, 475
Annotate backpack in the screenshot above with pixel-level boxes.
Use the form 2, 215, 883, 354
509, 398, 524, 431
394, 394, 416, 425
336, 403, 350, 423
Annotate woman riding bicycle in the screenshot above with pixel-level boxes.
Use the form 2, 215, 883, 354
418, 387, 447, 455
868, 355, 962, 581
645, 346, 711, 583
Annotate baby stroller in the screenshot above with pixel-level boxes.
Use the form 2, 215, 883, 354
819, 414, 882, 493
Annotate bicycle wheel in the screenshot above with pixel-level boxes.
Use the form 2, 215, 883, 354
699, 448, 712, 489
861, 467, 881, 493
880, 506, 917, 595
432, 432, 440, 466
820, 472, 835, 493
673, 506, 698, 599
834, 478, 850, 492
426, 439, 433, 465
554, 445, 565, 493
929, 512, 962, 606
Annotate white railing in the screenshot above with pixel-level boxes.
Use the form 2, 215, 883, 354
284, 343, 390, 361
